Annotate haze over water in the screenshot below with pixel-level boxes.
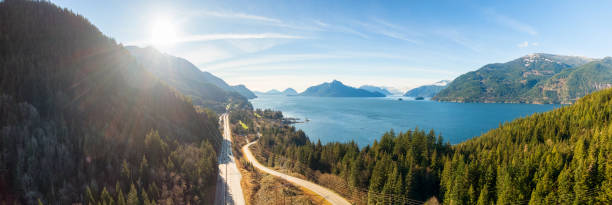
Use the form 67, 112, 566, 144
251, 95, 558, 146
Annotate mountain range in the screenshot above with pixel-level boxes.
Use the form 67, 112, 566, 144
127, 46, 255, 111
404, 80, 450, 98
359, 85, 392, 96
299, 80, 385, 97
255, 88, 298, 96
434, 53, 604, 104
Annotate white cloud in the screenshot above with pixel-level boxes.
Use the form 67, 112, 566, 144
205, 54, 343, 71
203, 51, 421, 72
178, 33, 303, 43
197, 10, 282, 23
485, 10, 538, 36
355, 19, 421, 44
127, 33, 304, 46
226, 39, 287, 53
313, 20, 369, 39
517, 41, 539, 48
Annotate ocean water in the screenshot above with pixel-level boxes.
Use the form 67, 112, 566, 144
250, 95, 559, 146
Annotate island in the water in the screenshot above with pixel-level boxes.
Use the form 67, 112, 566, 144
299, 80, 385, 97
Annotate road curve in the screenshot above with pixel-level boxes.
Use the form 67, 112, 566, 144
242, 140, 351, 205
214, 113, 246, 205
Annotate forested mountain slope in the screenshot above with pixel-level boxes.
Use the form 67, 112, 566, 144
434, 53, 595, 103
524, 57, 612, 104
127, 46, 253, 112
257, 87, 612, 204
0, 1, 220, 204
444, 86, 612, 204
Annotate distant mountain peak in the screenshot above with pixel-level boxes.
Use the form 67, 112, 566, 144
435, 53, 602, 103
519, 53, 596, 67
282, 88, 298, 95
300, 80, 384, 97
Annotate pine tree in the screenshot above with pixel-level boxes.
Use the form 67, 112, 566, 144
127, 183, 139, 205
468, 185, 476, 205
476, 184, 490, 205
141, 189, 151, 205
85, 185, 96, 205
573, 162, 590, 204
117, 189, 127, 205
121, 159, 130, 180
100, 187, 114, 205
597, 156, 612, 203
557, 166, 574, 204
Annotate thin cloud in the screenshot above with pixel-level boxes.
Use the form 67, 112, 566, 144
313, 20, 369, 39
355, 19, 421, 44
178, 33, 303, 43
126, 33, 304, 46
485, 9, 538, 35
204, 51, 414, 71
517, 41, 539, 48
195, 10, 323, 31
205, 54, 343, 71
197, 10, 282, 23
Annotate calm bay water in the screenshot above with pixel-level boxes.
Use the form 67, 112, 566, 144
250, 95, 559, 146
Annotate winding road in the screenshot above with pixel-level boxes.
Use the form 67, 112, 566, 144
242, 138, 351, 205
214, 113, 246, 205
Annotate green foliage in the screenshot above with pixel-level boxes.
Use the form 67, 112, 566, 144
126, 184, 139, 205
526, 57, 612, 104
259, 125, 450, 202
239, 120, 249, 130
255, 108, 284, 120
0, 1, 221, 203
435, 53, 600, 103
262, 87, 612, 204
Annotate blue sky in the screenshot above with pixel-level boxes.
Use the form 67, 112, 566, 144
53, 0, 612, 92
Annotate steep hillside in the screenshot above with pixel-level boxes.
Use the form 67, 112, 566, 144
434, 54, 594, 103
525, 57, 612, 104
299, 80, 385, 97
127, 46, 252, 112
232, 84, 257, 99
440, 86, 612, 204
0, 1, 219, 204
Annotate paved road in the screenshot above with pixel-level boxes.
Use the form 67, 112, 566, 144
214, 113, 246, 205
242, 139, 351, 205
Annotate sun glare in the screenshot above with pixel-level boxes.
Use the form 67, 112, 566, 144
150, 19, 177, 47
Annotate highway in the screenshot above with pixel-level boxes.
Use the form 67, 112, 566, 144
214, 113, 246, 205
242, 138, 351, 205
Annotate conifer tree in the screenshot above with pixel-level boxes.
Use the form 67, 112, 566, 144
127, 183, 139, 205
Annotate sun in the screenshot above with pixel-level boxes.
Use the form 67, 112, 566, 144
150, 19, 177, 47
